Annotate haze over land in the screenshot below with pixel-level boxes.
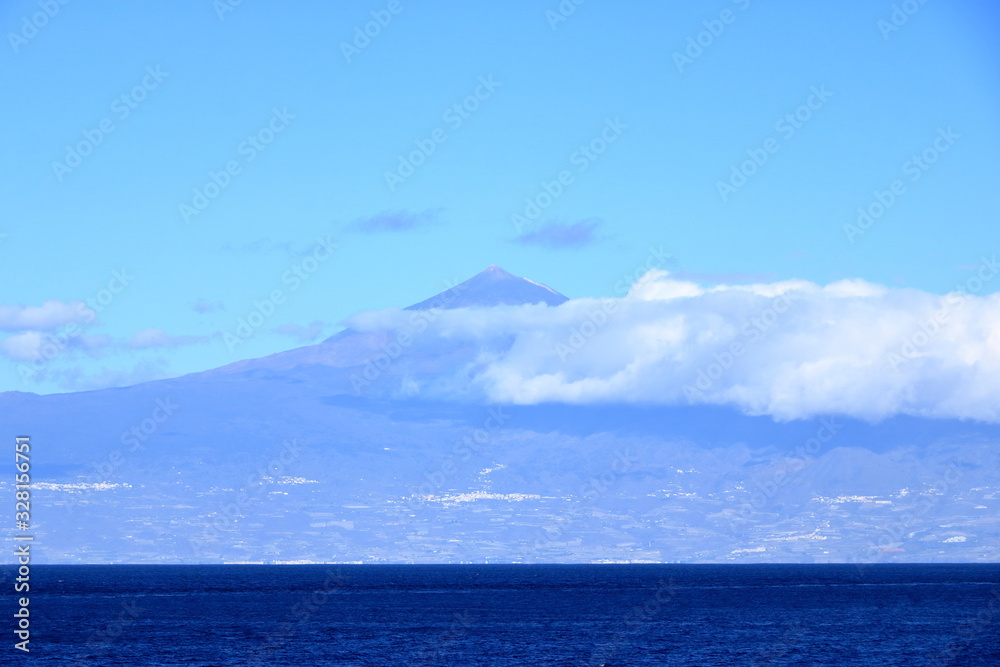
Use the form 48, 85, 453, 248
4, 267, 998, 564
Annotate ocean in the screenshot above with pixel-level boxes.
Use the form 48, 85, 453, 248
5, 563, 999, 665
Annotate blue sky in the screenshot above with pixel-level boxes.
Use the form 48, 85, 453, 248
2, 0, 998, 394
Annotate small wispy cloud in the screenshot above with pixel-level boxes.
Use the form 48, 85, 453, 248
350, 209, 441, 234
272, 321, 325, 343
191, 298, 225, 314
513, 220, 601, 248
126, 328, 211, 349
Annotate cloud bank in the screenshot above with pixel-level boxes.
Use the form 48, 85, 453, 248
346, 261, 1000, 422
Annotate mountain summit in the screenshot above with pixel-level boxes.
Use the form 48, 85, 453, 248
316, 266, 568, 345
405, 265, 568, 311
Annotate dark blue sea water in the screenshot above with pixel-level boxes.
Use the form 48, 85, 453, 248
3, 564, 999, 666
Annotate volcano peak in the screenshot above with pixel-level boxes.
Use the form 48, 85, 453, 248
404, 265, 568, 311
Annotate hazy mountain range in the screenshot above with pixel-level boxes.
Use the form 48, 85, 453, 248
3, 266, 998, 564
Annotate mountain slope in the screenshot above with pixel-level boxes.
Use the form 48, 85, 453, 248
2, 266, 998, 564
202, 265, 566, 379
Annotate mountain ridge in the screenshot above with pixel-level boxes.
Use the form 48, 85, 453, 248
2, 266, 998, 564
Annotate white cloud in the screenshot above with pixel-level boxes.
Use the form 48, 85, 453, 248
0, 300, 95, 331
346, 269, 1000, 422
0, 330, 110, 361
0, 331, 46, 361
